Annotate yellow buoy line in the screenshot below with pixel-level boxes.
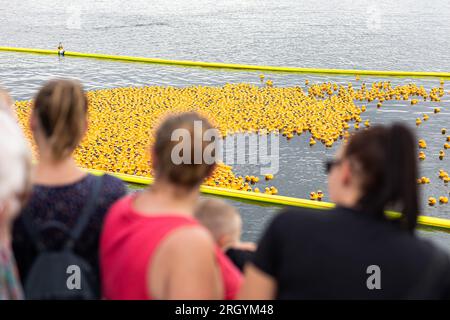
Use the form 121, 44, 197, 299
1, 46, 450, 78
85, 168, 450, 232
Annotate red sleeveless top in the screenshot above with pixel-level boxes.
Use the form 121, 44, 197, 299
100, 194, 242, 300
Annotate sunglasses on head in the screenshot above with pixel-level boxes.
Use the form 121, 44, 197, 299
324, 159, 342, 174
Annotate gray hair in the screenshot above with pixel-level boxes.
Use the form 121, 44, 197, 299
0, 112, 31, 205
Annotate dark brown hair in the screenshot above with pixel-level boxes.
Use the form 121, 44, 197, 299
344, 123, 419, 232
153, 112, 217, 188
33, 79, 88, 160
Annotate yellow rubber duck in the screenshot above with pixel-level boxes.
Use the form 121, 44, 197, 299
270, 186, 278, 195
418, 151, 426, 161
250, 176, 259, 184
423, 114, 429, 121
439, 196, 448, 204
316, 190, 324, 201
444, 143, 450, 150
428, 197, 437, 206
439, 170, 448, 179
364, 120, 370, 128
439, 150, 445, 160
442, 128, 447, 135
434, 108, 440, 114
417, 176, 431, 184
416, 118, 422, 126
411, 99, 418, 105
264, 174, 274, 181
310, 192, 318, 201
418, 139, 427, 149
309, 137, 316, 146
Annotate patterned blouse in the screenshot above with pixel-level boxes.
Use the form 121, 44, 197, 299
12, 174, 126, 297
0, 244, 23, 300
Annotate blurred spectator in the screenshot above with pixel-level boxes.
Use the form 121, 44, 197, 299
195, 198, 255, 272
12, 79, 126, 299
0, 111, 31, 300
240, 124, 450, 299
101, 112, 242, 300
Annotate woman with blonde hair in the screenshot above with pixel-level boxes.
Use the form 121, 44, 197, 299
13, 79, 126, 299
0, 110, 31, 300
100, 112, 242, 300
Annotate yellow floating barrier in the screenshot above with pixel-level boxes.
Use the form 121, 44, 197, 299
85, 168, 450, 232
1, 46, 450, 78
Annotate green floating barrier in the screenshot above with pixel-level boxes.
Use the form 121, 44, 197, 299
1, 46, 450, 78
85, 168, 450, 232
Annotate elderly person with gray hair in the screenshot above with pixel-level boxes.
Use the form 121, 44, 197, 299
0, 91, 31, 300
0, 87, 15, 117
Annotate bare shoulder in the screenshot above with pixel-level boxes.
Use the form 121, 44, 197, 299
148, 224, 220, 299
163, 225, 216, 255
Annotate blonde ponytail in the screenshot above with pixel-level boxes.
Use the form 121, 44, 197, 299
34, 79, 88, 160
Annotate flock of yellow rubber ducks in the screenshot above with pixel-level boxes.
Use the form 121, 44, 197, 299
411, 79, 449, 206
13, 78, 448, 205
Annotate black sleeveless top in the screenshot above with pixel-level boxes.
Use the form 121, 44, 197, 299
252, 206, 450, 299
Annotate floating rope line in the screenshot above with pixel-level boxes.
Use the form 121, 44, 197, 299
1, 46, 450, 78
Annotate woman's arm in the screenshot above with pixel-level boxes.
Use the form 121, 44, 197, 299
149, 226, 223, 300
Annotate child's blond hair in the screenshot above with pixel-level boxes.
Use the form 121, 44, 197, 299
194, 198, 242, 246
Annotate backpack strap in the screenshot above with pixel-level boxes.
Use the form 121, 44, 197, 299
22, 204, 46, 252
65, 175, 104, 249
22, 174, 104, 252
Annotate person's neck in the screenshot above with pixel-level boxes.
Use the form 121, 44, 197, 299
34, 150, 86, 186
334, 189, 360, 210
134, 179, 199, 217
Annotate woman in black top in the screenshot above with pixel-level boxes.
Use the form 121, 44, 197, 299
239, 124, 450, 299
12, 80, 126, 298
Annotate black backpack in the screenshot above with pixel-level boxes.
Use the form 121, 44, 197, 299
22, 176, 104, 300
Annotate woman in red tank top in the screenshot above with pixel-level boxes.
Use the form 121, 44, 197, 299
100, 113, 242, 300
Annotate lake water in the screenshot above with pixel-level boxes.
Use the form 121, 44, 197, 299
0, 0, 449, 249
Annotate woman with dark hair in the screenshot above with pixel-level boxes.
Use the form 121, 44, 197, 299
239, 123, 450, 299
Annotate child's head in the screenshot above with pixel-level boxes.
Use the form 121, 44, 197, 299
194, 198, 242, 250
